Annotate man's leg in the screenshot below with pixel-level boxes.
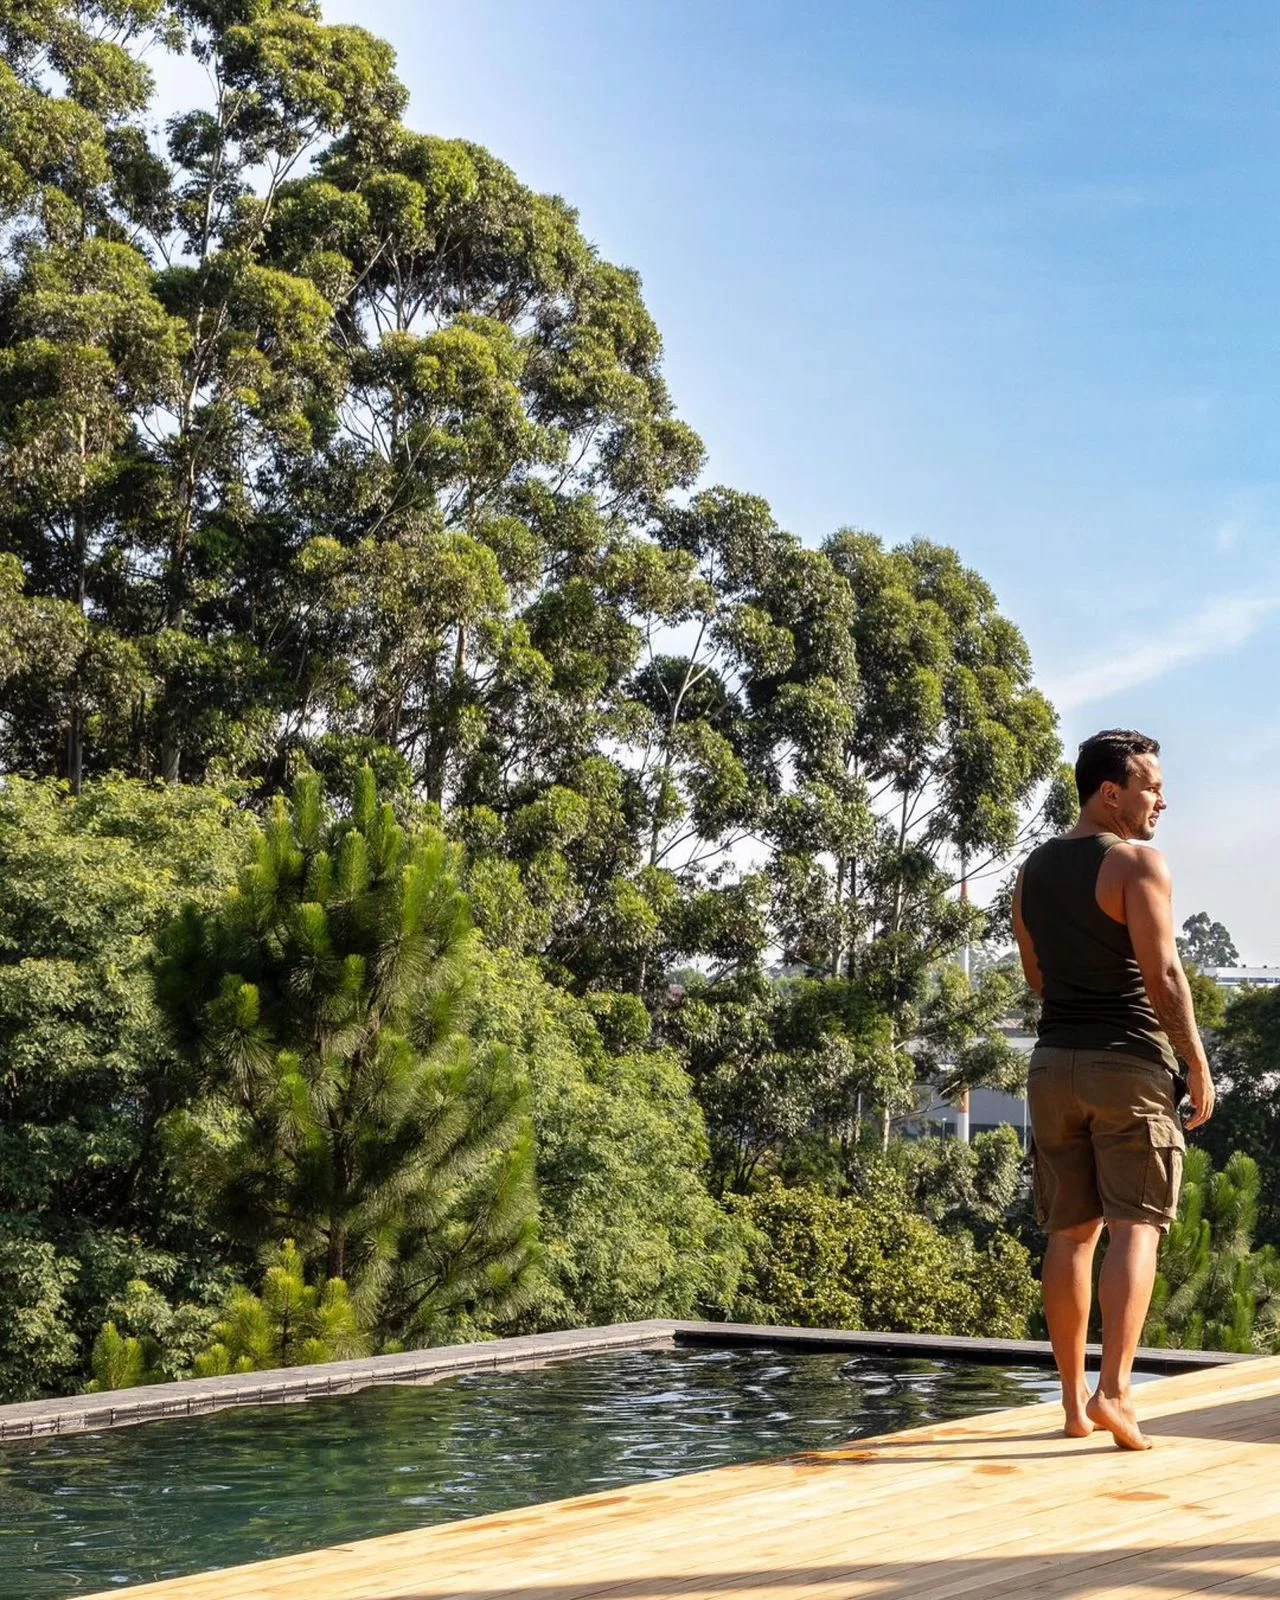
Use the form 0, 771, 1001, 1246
1041, 1217, 1104, 1437
1087, 1219, 1162, 1450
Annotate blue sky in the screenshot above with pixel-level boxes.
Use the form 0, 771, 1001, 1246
186, 2, 1280, 956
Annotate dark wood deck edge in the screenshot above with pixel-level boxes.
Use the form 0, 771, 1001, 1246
669, 1319, 1252, 1373
0, 1317, 1247, 1440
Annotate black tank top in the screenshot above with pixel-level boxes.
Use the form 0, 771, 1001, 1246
1021, 833, 1176, 1072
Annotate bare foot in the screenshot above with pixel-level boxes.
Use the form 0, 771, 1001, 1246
1062, 1386, 1094, 1438
1086, 1390, 1152, 1451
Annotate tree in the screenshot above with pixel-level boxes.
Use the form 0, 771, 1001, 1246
773, 533, 1072, 1140
0, 1229, 79, 1403
888, 1124, 1025, 1246
0, 241, 181, 788
469, 946, 743, 1326
1199, 985, 1280, 1249
1178, 912, 1239, 969
263, 128, 703, 798
2, 0, 407, 784
1145, 1149, 1280, 1354
152, 769, 539, 1346
0, 776, 255, 1401
0, 0, 180, 788
193, 1240, 367, 1375
1185, 965, 1227, 1033
671, 969, 902, 1195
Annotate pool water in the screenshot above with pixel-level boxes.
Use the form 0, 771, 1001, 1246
3, 1346, 1090, 1596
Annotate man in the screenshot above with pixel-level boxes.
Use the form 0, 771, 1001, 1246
1013, 729, 1214, 1451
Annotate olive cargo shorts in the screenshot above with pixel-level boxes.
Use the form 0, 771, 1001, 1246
1027, 1046, 1185, 1234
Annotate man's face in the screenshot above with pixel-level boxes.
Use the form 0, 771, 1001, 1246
1109, 753, 1166, 841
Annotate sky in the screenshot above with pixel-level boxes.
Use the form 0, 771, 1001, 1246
167, 2, 1280, 959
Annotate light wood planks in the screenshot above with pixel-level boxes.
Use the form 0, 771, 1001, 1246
87, 1353, 1280, 1600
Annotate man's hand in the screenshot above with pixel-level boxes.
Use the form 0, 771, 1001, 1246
1184, 1060, 1216, 1132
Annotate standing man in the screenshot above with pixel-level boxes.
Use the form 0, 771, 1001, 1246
1013, 729, 1214, 1451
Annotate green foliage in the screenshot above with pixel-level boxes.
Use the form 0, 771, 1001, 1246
733, 1177, 1036, 1339
194, 1241, 367, 1376
86, 1321, 157, 1392
87, 1277, 220, 1387
0, 776, 254, 1400
1145, 1148, 1280, 1355
470, 946, 743, 1326
672, 969, 901, 1195
888, 1125, 1025, 1244
1185, 965, 1227, 1033
153, 769, 540, 1346
1200, 984, 1280, 1250
0, 1223, 79, 1401
86, 1246, 366, 1388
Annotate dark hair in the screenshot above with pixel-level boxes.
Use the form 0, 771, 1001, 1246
1075, 729, 1160, 805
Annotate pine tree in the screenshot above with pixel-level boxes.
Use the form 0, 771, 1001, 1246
194, 1240, 366, 1375
153, 769, 539, 1346
1145, 1148, 1280, 1354
86, 1321, 162, 1393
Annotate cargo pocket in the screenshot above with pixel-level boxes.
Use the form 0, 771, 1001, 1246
1141, 1115, 1185, 1220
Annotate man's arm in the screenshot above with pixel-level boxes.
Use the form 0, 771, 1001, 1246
1123, 847, 1216, 1131
1011, 865, 1043, 996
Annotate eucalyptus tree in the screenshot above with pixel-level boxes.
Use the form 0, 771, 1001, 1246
1178, 912, 1239, 969
2, 0, 408, 783
774, 532, 1074, 1137
254, 130, 703, 799
0, 0, 182, 785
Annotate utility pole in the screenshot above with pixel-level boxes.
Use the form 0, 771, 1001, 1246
956, 854, 971, 1145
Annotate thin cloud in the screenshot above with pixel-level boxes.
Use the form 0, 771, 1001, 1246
1215, 518, 1244, 553
1045, 591, 1280, 713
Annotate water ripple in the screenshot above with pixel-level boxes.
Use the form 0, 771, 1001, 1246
1, 1346, 1068, 1597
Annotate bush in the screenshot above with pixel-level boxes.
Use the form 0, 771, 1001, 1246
731, 1177, 1036, 1339
193, 1241, 367, 1376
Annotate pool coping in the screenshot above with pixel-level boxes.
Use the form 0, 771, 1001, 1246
0, 1318, 1251, 1440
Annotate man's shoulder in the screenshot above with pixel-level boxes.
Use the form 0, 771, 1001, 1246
1106, 840, 1171, 885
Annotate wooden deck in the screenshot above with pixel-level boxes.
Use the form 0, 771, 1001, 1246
90, 1352, 1280, 1600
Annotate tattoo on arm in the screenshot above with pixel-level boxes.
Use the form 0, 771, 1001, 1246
1149, 979, 1202, 1064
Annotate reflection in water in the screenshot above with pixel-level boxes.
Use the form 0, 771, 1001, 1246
2, 1346, 1080, 1597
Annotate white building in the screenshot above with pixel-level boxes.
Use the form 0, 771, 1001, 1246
909, 1024, 1034, 1147
1202, 966, 1280, 991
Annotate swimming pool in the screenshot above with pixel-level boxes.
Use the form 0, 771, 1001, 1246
2, 1345, 1129, 1597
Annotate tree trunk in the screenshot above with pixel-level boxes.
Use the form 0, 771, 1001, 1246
67, 417, 88, 794
327, 1222, 346, 1283
65, 708, 83, 796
